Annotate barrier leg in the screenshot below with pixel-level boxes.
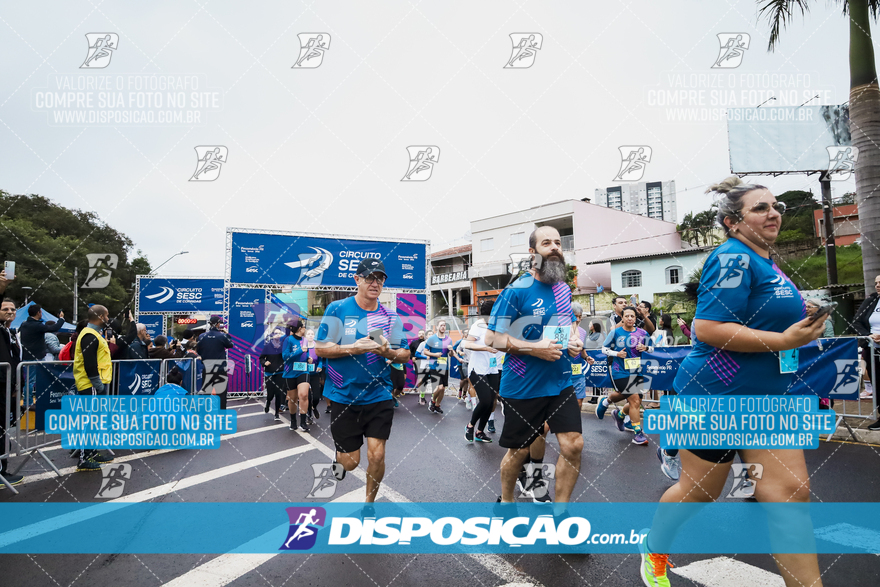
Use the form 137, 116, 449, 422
0, 472, 19, 494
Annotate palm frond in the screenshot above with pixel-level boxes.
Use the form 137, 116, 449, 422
757, 0, 812, 51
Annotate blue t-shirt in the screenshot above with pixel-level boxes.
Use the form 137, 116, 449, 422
488, 273, 574, 399
425, 334, 451, 371
603, 326, 650, 378
674, 238, 806, 395
282, 335, 312, 378
570, 326, 588, 377
316, 296, 405, 405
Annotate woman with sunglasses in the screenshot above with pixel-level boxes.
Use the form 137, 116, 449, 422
638, 176, 829, 587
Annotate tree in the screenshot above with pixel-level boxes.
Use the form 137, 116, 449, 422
760, 0, 880, 295
775, 189, 821, 240
566, 264, 578, 291
0, 191, 152, 320
678, 207, 721, 246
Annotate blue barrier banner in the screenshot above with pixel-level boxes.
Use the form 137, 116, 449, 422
174, 359, 201, 394
45, 395, 236, 449
0, 502, 877, 554
32, 363, 77, 430
230, 231, 427, 290
137, 314, 165, 339
138, 277, 225, 312
116, 360, 162, 396
644, 395, 836, 449
580, 339, 860, 398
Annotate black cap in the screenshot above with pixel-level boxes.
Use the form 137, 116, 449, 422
209, 315, 224, 325
355, 258, 387, 278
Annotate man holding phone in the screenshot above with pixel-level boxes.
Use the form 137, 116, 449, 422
315, 259, 409, 506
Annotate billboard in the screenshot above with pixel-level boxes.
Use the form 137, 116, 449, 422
138, 277, 225, 313
728, 105, 851, 174
229, 230, 427, 290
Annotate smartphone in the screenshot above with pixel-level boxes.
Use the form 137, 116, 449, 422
810, 302, 837, 322
368, 328, 384, 343
3, 260, 14, 280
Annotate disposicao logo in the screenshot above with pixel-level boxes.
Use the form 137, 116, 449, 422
280, 507, 326, 550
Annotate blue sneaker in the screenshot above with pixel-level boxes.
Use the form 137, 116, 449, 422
612, 408, 626, 432
487, 421, 496, 434
596, 398, 609, 420
657, 448, 681, 481
624, 420, 635, 432
632, 431, 649, 445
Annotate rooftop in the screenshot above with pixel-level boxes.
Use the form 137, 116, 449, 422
582, 245, 715, 265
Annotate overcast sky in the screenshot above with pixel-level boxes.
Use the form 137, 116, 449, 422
1, 0, 860, 277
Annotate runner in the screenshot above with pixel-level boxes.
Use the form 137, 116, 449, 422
388, 358, 406, 408
639, 176, 827, 587
450, 337, 474, 408
570, 302, 595, 410
463, 300, 499, 443
596, 306, 652, 445
261, 326, 286, 420
282, 318, 312, 433
423, 320, 452, 414
305, 328, 323, 422
414, 332, 434, 405
315, 259, 408, 505
487, 226, 584, 510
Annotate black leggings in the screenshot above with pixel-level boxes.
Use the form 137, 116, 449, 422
265, 373, 285, 413
310, 372, 325, 405
469, 372, 500, 431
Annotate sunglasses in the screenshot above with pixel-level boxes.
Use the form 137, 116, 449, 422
362, 274, 386, 285
747, 201, 786, 215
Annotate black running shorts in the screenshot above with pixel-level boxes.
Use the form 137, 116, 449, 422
612, 375, 643, 396
286, 373, 310, 390
390, 367, 405, 391
499, 387, 582, 449
429, 368, 449, 387
330, 399, 395, 453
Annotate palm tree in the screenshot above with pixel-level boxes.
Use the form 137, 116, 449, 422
760, 0, 880, 294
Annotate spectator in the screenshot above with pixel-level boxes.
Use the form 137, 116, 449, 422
0, 297, 23, 486
59, 320, 88, 361
197, 316, 234, 409
853, 274, 880, 429
0, 269, 11, 296
586, 321, 603, 347
166, 365, 184, 386
123, 322, 150, 360
149, 335, 178, 359
19, 304, 66, 362
805, 298, 835, 338
651, 314, 675, 347
43, 321, 62, 360
183, 340, 199, 358
636, 301, 658, 335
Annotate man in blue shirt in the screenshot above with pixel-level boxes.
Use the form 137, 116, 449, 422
423, 320, 452, 414
486, 226, 584, 508
316, 259, 409, 505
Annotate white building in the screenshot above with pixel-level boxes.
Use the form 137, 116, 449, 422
594, 180, 678, 223
428, 244, 471, 320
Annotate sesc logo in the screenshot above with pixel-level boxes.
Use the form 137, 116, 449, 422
128, 373, 142, 394
240, 321, 255, 328
281, 507, 326, 550
285, 247, 333, 286
402, 273, 413, 279
145, 286, 175, 304
80, 33, 119, 69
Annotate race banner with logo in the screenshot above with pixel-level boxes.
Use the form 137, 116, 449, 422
227, 287, 265, 393
138, 314, 165, 339
582, 339, 860, 399
32, 363, 77, 430
229, 231, 427, 290
137, 277, 225, 313
116, 360, 162, 396
396, 294, 427, 387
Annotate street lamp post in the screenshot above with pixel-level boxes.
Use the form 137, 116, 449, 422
150, 251, 189, 275
21, 286, 33, 305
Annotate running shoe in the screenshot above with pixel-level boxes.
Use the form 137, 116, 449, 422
331, 461, 346, 481
0, 472, 24, 487
274, 413, 281, 422
624, 419, 636, 432
325, 405, 331, 414
868, 419, 880, 431
393, 397, 399, 408
487, 421, 496, 434
474, 431, 492, 443
516, 471, 532, 498
530, 475, 552, 503
639, 530, 673, 587
612, 409, 626, 432
632, 431, 649, 445
289, 420, 297, 431
91, 452, 114, 464
312, 406, 320, 420
264, 404, 270, 414
596, 398, 609, 420
307, 416, 314, 426
465, 426, 474, 443
656, 448, 681, 482
418, 397, 427, 406
76, 459, 102, 472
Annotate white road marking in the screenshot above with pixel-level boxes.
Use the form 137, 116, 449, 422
671, 556, 785, 586
159, 421, 545, 587
0, 444, 316, 549
18, 424, 291, 486
814, 523, 880, 554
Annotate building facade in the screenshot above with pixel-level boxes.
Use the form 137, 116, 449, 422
469, 199, 688, 303
428, 244, 471, 321
594, 180, 678, 223
813, 203, 861, 246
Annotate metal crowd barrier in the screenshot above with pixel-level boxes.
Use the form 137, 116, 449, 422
0, 362, 16, 492
829, 338, 879, 442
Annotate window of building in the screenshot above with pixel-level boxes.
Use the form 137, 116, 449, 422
666, 266, 682, 285
621, 270, 642, 288
481, 238, 494, 252
510, 232, 525, 247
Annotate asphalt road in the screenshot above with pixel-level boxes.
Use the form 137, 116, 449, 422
1, 391, 878, 587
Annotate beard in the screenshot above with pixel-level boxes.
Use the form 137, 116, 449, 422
536, 253, 566, 283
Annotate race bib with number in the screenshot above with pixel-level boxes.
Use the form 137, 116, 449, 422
779, 349, 798, 374
543, 325, 568, 345
438, 357, 448, 365
293, 361, 309, 372
489, 357, 497, 368
308, 364, 316, 372
623, 357, 641, 370
572, 363, 583, 376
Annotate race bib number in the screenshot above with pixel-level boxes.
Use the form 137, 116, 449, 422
572, 363, 583, 376
308, 363, 316, 372
779, 349, 798, 374
489, 357, 497, 368
623, 357, 641, 370
293, 361, 309, 372
543, 325, 568, 345
438, 357, 448, 365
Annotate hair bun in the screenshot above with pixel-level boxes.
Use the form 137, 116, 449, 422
705, 175, 744, 195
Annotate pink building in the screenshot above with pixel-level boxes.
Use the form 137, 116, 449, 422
470, 199, 688, 295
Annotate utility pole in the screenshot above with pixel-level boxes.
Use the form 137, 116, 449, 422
820, 173, 838, 287
73, 267, 78, 323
